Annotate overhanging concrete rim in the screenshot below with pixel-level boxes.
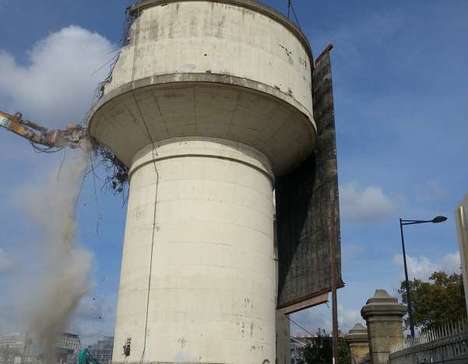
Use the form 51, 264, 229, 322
87, 72, 317, 137
129, 0, 313, 61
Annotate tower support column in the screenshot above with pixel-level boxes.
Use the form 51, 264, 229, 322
113, 137, 277, 364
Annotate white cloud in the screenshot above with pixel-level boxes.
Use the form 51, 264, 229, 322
393, 252, 461, 281
0, 26, 115, 126
0, 248, 12, 273
340, 182, 395, 223
440, 253, 461, 273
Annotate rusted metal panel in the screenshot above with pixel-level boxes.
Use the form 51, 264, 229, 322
276, 45, 343, 310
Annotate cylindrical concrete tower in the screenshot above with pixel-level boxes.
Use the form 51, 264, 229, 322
89, 1, 316, 363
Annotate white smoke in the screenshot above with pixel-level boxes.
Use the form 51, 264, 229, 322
0, 24, 114, 358
18, 150, 92, 362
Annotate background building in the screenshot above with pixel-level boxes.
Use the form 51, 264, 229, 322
88, 337, 113, 364
0, 333, 33, 364
55, 333, 80, 364
290, 336, 314, 364
0, 332, 81, 364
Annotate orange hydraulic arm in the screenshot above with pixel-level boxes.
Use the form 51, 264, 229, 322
0, 110, 86, 150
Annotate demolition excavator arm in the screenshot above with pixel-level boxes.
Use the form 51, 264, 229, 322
0, 110, 87, 150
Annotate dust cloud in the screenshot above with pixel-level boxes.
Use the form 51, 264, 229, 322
19, 149, 92, 363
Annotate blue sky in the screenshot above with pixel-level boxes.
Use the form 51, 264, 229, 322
0, 0, 467, 343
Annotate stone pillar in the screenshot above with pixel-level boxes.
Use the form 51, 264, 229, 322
345, 323, 369, 364
361, 289, 405, 364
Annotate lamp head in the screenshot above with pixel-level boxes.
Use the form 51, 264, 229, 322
432, 216, 448, 223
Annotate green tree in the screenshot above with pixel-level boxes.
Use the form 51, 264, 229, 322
301, 329, 351, 364
399, 271, 467, 330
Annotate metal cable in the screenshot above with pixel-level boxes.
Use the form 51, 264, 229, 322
124, 8, 161, 363
130, 56, 160, 364
290, 1, 302, 29
136, 97, 159, 364
288, 316, 316, 337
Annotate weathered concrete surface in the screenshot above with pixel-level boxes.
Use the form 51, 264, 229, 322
88, 1, 316, 363
89, 0, 316, 176
361, 290, 405, 364
114, 138, 276, 363
90, 81, 315, 175
456, 195, 468, 311
345, 323, 370, 364
130, 0, 312, 61
107, 0, 314, 116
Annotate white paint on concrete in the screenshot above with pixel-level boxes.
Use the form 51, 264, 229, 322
89, 1, 316, 362
106, 1, 313, 117
90, 78, 315, 176
113, 138, 276, 363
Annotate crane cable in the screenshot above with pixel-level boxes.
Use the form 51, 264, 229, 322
127, 8, 161, 364
288, 316, 316, 337
134, 94, 159, 364
287, 0, 302, 30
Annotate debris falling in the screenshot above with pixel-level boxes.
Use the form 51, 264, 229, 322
21, 149, 92, 363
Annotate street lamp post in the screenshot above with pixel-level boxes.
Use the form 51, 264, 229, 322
399, 216, 447, 338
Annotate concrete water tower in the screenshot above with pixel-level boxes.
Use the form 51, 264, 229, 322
89, 0, 317, 362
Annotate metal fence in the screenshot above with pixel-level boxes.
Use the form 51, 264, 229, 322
390, 320, 468, 364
